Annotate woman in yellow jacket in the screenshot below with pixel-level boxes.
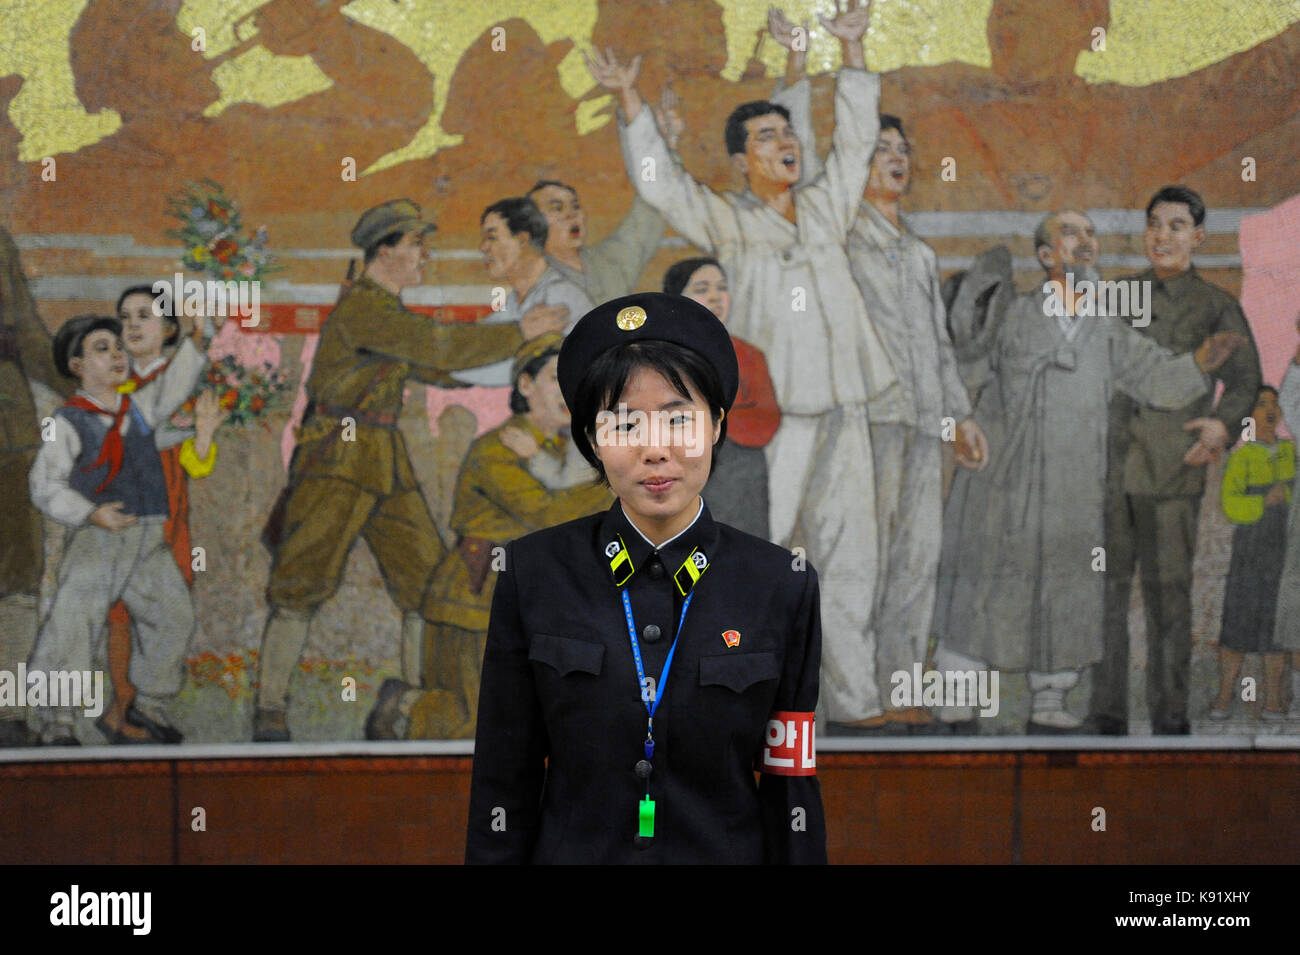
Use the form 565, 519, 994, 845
1212, 385, 1295, 721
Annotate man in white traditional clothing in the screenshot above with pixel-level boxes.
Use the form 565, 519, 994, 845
933, 210, 1244, 733
844, 114, 988, 731
587, 1, 903, 729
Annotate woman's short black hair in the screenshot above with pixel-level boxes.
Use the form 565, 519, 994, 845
570, 339, 727, 483
662, 257, 724, 297
116, 284, 180, 346
509, 348, 562, 414
53, 315, 123, 379
1255, 384, 1279, 404
480, 197, 549, 251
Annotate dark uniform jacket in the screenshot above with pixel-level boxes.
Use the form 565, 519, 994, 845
466, 500, 827, 864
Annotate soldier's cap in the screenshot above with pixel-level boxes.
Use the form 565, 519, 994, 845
350, 199, 437, 251
556, 292, 739, 414
511, 331, 565, 385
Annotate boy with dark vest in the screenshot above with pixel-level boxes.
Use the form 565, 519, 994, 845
26, 315, 207, 744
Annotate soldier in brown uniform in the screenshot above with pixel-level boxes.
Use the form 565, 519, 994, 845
0, 223, 74, 747
365, 333, 612, 739
254, 200, 565, 741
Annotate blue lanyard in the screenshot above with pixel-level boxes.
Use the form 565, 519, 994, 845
621, 587, 693, 759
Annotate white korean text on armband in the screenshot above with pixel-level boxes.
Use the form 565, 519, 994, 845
762, 711, 816, 776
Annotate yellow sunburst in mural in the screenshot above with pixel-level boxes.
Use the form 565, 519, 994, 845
4, 0, 1299, 164
203, 46, 334, 118
1075, 0, 1300, 86
339, 0, 601, 174
717, 0, 993, 80
0, 0, 121, 162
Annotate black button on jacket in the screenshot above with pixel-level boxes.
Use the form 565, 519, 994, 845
466, 501, 827, 864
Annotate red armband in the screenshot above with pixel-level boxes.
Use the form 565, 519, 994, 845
761, 711, 816, 776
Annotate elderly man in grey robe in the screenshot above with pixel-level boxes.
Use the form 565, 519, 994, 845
933, 210, 1244, 732
588, 3, 905, 729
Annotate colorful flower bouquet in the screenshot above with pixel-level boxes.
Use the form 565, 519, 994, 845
170, 309, 292, 429
171, 355, 292, 429
165, 179, 280, 282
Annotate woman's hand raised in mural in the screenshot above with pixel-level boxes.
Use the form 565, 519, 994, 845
585, 47, 644, 123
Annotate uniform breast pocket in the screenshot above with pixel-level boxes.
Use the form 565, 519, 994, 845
529, 632, 605, 677
696, 652, 783, 763
698, 651, 781, 694
528, 633, 608, 743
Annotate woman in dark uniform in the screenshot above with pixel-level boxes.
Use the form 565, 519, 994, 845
465, 292, 826, 864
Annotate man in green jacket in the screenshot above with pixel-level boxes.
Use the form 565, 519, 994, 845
255, 200, 564, 741
1092, 186, 1262, 735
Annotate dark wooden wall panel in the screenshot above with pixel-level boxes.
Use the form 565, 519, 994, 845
2, 752, 1295, 865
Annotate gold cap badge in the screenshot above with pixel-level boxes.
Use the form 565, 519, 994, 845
616, 305, 647, 331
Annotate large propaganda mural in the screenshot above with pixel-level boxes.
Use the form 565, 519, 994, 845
1, 0, 1299, 748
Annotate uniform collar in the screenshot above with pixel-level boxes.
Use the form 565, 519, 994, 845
1147, 265, 1198, 299
354, 272, 401, 304
507, 413, 566, 456
516, 265, 564, 309
133, 355, 168, 379
859, 199, 908, 242
74, 389, 122, 413
597, 498, 719, 594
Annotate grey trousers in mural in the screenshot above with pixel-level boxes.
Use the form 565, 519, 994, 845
27, 520, 194, 728
868, 423, 943, 706
766, 405, 882, 723
704, 438, 770, 540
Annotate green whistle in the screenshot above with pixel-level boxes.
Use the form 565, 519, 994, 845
639, 797, 655, 838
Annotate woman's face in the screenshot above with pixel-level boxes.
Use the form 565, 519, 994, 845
593, 365, 721, 537
683, 264, 730, 324
518, 356, 568, 435
1253, 390, 1280, 438
118, 292, 168, 361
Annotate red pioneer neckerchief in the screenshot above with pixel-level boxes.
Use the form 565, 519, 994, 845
129, 357, 169, 389
63, 394, 132, 493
